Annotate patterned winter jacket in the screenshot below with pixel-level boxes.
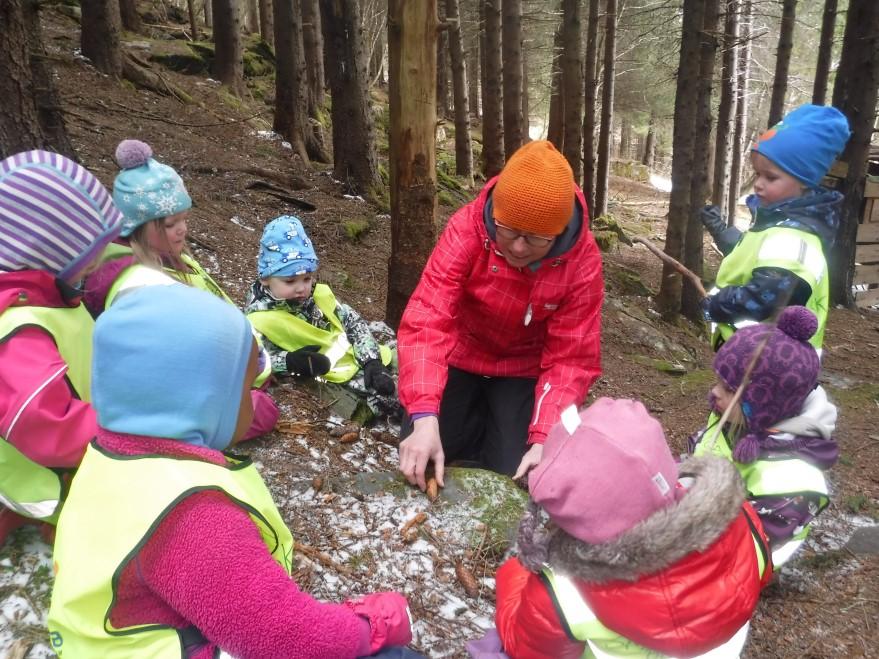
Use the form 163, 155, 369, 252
397, 178, 603, 444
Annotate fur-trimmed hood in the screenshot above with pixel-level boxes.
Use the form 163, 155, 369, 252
518, 456, 745, 583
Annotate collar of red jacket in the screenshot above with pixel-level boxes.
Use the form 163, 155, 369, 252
0, 270, 82, 313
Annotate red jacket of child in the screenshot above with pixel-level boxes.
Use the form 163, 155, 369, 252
398, 178, 603, 444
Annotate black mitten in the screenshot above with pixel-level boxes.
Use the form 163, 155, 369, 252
699, 205, 728, 240
285, 345, 331, 377
363, 359, 396, 396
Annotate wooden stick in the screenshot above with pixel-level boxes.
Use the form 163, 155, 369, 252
633, 236, 707, 298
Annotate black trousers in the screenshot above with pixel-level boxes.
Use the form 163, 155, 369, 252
401, 366, 536, 476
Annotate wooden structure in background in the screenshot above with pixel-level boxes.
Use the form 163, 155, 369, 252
854, 176, 879, 308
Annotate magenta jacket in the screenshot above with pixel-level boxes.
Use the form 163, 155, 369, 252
98, 429, 371, 659
0, 271, 97, 468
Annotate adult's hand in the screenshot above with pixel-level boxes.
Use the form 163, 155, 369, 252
513, 443, 544, 481
399, 416, 445, 491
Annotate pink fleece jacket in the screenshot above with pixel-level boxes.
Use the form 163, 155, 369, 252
98, 430, 371, 659
0, 271, 97, 468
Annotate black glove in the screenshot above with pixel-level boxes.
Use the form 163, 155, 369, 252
285, 345, 331, 377
363, 359, 396, 396
699, 205, 727, 240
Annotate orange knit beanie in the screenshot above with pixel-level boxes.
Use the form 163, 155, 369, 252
492, 140, 575, 236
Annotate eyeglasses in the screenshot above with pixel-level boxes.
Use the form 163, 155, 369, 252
494, 222, 556, 247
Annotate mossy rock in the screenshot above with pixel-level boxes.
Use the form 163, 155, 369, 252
150, 48, 211, 75
628, 354, 687, 375
592, 214, 632, 246
593, 230, 618, 252
604, 264, 652, 297
243, 50, 273, 78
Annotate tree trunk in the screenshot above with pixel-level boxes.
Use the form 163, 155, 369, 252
728, 0, 752, 219
501, 0, 524, 158
480, 0, 504, 178
593, 0, 617, 219
212, 0, 244, 95
546, 22, 565, 150
445, 0, 473, 181
712, 0, 738, 219
520, 39, 529, 139
829, 0, 879, 306
386, 0, 438, 330
582, 0, 600, 217
81, 0, 123, 77
369, 26, 385, 84
119, 0, 144, 33
320, 0, 379, 195
0, 0, 74, 158
465, 11, 480, 119
619, 118, 631, 160
204, 0, 213, 27
273, 0, 309, 164
562, 0, 583, 180
657, 0, 705, 318
246, 0, 260, 32
683, 0, 720, 320
812, 0, 837, 105
187, 0, 200, 40
642, 113, 655, 167
767, 0, 796, 127
301, 0, 324, 113
259, 0, 274, 46
436, 5, 452, 120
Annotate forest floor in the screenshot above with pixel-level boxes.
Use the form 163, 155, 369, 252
2, 6, 879, 658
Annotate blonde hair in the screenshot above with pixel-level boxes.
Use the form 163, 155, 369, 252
129, 218, 191, 281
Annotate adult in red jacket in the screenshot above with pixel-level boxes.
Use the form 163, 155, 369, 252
397, 141, 603, 489
495, 398, 772, 659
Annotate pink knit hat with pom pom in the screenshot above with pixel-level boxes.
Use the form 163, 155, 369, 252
713, 306, 820, 462
112, 139, 191, 236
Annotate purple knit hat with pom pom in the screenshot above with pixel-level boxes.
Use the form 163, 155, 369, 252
112, 140, 191, 236
713, 306, 820, 462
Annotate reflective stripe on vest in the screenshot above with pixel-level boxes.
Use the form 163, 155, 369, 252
710, 227, 828, 350
105, 264, 177, 308
247, 284, 392, 384
542, 568, 754, 658
48, 442, 294, 657
0, 304, 93, 521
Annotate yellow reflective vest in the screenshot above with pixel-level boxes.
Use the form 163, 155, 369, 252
48, 442, 294, 657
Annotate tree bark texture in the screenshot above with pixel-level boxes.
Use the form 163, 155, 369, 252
259, 0, 274, 46
547, 23, 565, 151
520, 41, 529, 139
812, 0, 837, 105
642, 113, 655, 167
767, 0, 796, 127
119, 0, 144, 33
683, 0, 719, 320
712, 0, 739, 219
81, 0, 123, 77
212, 0, 244, 95
301, 0, 324, 114
728, 0, 751, 219
501, 0, 524, 158
445, 0, 473, 180
657, 0, 705, 318
829, 0, 879, 306
319, 0, 379, 195
246, 0, 260, 32
187, 0, 201, 40
464, 7, 480, 119
436, 5, 452, 120
0, 0, 74, 158
582, 0, 600, 217
386, 0, 439, 330
562, 0, 583, 181
204, 0, 213, 27
480, 0, 504, 178
593, 0, 617, 219
272, 0, 310, 163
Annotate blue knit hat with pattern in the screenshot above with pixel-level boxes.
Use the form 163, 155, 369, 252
752, 104, 851, 188
258, 215, 319, 278
113, 140, 192, 236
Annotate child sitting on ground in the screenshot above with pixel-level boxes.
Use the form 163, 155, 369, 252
700, 104, 850, 352
492, 398, 772, 659
85, 139, 278, 441
690, 305, 838, 566
48, 284, 417, 658
245, 215, 400, 418
0, 150, 123, 546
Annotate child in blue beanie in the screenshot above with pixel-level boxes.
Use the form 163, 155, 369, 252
244, 216, 400, 419
699, 104, 851, 353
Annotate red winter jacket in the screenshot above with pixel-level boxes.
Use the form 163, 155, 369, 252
398, 179, 603, 443
496, 458, 773, 659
